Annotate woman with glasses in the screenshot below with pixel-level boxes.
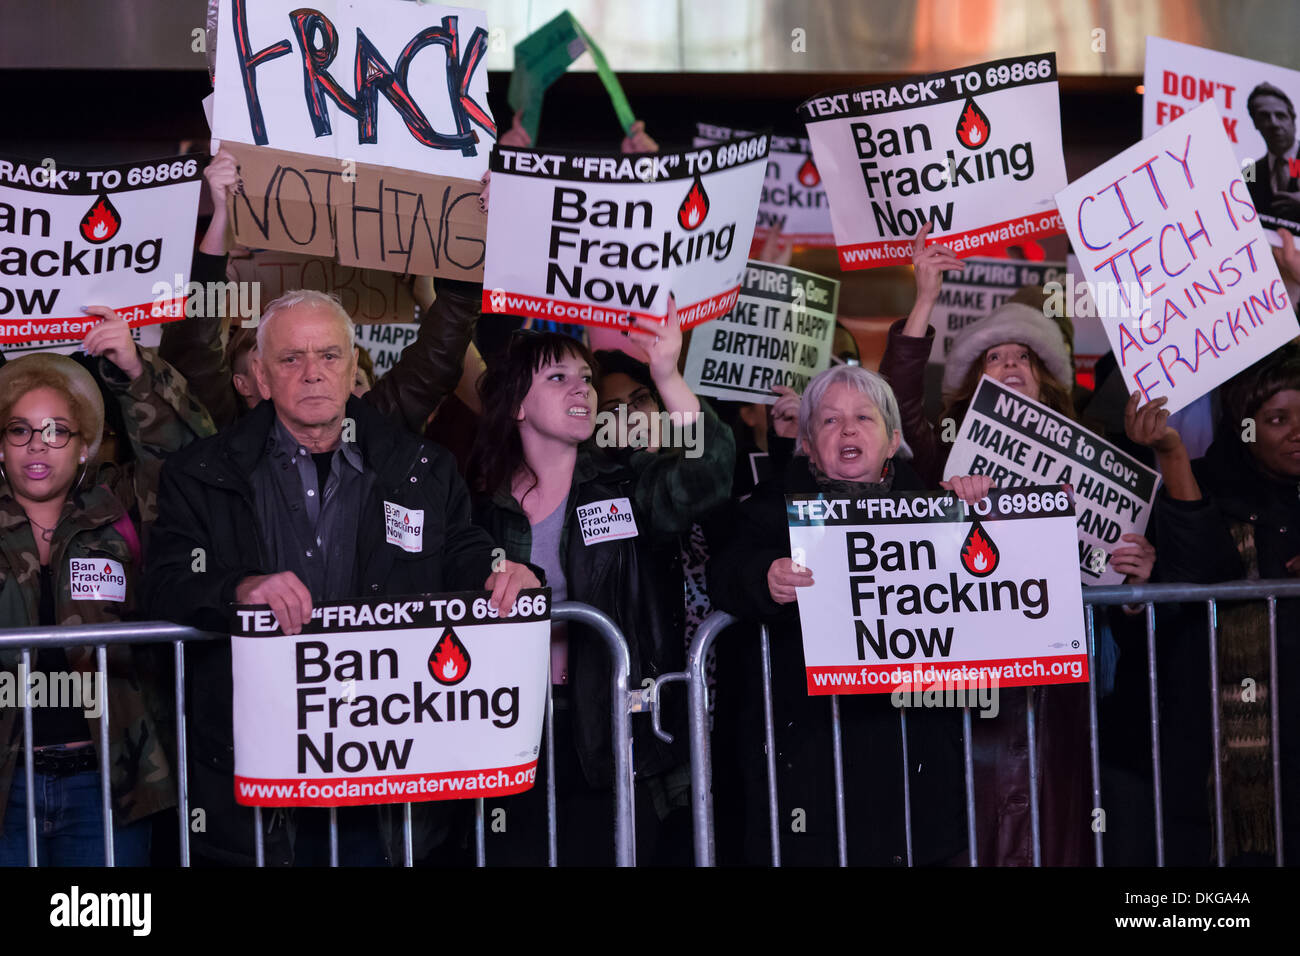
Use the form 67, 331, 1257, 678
0, 310, 214, 866
467, 300, 735, 864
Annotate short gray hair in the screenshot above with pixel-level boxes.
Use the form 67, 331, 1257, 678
255, 289, 356, 354
796, 364, 902, 456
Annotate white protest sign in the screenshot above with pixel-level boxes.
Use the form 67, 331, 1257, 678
1144, 37, 1300, 242
682, 260, 838, 402
1056, 103, 1297, 414
1059, 252, 1114, 382
0, 154, 202, 345
232, 590, 551, 806
943, 376, 1161, 585
797, 53, 1067, 270
788, 488, 1087, 694
212, 0, 494, 181
1, 325, 162, 360
695, 123, 834, 252
355, 322, 420, 377
927, 258, 1066, 364
482, 134, 768, 330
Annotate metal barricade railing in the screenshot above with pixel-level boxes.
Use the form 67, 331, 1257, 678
682, 579, 1299, 867
0, 601, 638, 868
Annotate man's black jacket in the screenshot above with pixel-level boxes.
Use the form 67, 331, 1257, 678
142, 395, 497, 863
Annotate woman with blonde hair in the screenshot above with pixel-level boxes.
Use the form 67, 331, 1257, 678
0, 311, 213, 865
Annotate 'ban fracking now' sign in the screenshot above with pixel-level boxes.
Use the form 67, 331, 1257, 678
0, 154, 202, 344
943, 377, 1161, 585
683, 260, 839, 402
1144, 37, 1300, 242
695, 123, 834, 252
1056, 102, 1297, 414
797, 53, 1067, 270
787, 489, 1087, 695
481, 134, 768, 330
232, 591, 551, 807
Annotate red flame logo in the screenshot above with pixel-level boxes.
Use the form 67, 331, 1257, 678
955, 97, 991, 150
428, 628, 471, 685
797, 155, 821, 187
103, 563, 112, 574
403, 514, 410, 525
677, 175, 710, 230
960, 522, 1000, 576
610, 503, 618, 514
80, 194, 121, 244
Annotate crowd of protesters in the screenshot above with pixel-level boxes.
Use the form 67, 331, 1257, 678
2, 114, 1300, 868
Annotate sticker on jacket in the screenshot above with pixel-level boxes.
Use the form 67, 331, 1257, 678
576, 497, 639, 546
384, 502, 424, 553
70, 558, 127, 602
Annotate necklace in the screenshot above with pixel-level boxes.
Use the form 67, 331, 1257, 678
27, 515, 56, 542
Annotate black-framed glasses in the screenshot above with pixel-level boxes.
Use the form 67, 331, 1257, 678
3, 422, 79, 449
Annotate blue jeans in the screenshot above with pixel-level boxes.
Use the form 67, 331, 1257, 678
0, 757, 152, 867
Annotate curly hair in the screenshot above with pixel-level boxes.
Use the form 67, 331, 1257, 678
467, 331, 598, 499
0, 352, 104, 463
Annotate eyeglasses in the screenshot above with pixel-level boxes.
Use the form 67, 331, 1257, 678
3, 422, 79, 449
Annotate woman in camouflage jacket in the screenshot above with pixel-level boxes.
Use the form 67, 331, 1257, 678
0, 311, 215, 865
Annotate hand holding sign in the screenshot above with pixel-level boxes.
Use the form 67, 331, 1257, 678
236, 571, 313, 636
1111, 532, 1156, 584
484, 559, 541, 615
1276, 229, 1300, 287
771, 385, 801, 439
1123, 392, 1182, 455
939, 473, 994, 505
911, 222, 965, 305
80, 306, 143, 381
768, 556, 815, 604
621, 120, 658, 155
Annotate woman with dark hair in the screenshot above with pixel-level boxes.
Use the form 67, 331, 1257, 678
468, 300, 735, 864
1130, 343, 1300, 863
0, 312, 214, 865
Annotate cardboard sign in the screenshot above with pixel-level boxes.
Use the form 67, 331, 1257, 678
225, 250, 416, 324
1144, 37, 1300, 242
1056, 103, 1298, 413
508, 11, 636, 142
797, 53, 1068, 270
232, 590, 551, 807
695, 123, 834, 252
223, 142, 486, 280
682, 260, 839, 402
927, 258, 1066, 364
482, 134, 768, 330
787, 488, 1087, 695
212, 0, 494, 182
943, 377, 1161, 585
0, 154, 202, 344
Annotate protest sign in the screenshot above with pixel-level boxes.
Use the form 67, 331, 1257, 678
1056, 102, 1298, 414
1058, 252, 1114, 383
926, 258, 1066, 364
225, 250, 416, 324
943, 376, 1161, 584
787, 487, 1087, 694
222, 141, 486, 281
1144, 37, 1300, 241
797, 53, 1067, 270
482, 134, 768, 330
509, 11, 636, 143
232, 590, 551, 807
355, 322, 421, 376
1, 326, 162, 361
696, 123, 834, 253
0, 153, 202, 345
212, 0, 493, 182
682, 260, 838, 401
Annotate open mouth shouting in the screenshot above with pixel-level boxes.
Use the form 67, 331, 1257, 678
838, 444, 863, 463
567, 404, 591, 418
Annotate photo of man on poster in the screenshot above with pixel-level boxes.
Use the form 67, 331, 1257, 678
1246, 81, 1300, 224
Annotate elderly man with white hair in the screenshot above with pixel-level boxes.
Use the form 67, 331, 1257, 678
143, 289, 538, 867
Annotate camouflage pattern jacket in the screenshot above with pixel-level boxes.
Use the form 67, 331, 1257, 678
0, 348, 215, 827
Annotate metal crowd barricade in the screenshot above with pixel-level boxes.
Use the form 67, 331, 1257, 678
0, 601, 638, 868
682, 579, 1298, 867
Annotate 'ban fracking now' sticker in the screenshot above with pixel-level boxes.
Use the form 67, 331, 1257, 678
69, 558, 127, 602
576, 497, 638, 546
384, 501, 424, 553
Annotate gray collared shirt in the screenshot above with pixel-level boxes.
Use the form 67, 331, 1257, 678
250, 416, 372, 603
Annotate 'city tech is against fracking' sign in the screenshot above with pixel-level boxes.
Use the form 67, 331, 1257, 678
683, 260, 838, 402
212, 0, 493, 181
926, 258, 1066, 364
482, 134, 768, 330
0, 153, 201, 344
1056, 102, 1297, 414
232, 591, 550, 807
943, 377, 1161, 585
797, 53, 1067, 270
788, 489, 1087, 695
1144, 37, 1300, 241
696, 123, 834, 251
